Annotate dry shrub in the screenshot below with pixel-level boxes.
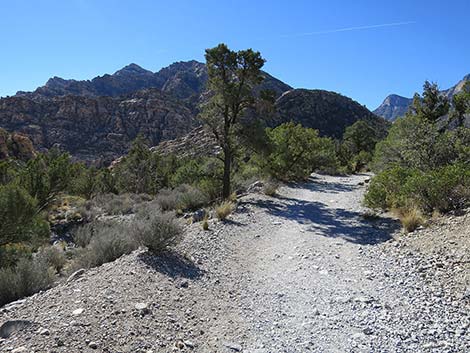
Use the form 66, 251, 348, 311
157, 185, 208, 212
73, 221, 138, 269
202, 215, 209, 231
0, 257, 54, 306
396, 208, 425, 233
134, 210, 182, 253
216, 201, 235, 221
263, 180, 279, 196
37, 246, 67, 273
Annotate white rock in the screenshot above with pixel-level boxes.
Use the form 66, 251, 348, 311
72, 308, 84, 316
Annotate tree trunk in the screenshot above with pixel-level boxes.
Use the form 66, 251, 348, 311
222, 148, 231, 199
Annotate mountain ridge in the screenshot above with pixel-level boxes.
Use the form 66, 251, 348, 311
1, 61, 385, 163
374, 74, 470, 120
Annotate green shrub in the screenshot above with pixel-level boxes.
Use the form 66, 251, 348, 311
0, 183, 49, 247
365, 164, 470, 214
0, 243, 33, 268
402, 163, 470, 213
175, 184, 208, 210
265, 123, 338, 180
0, 257, 54, 306
364, 166, 414, 210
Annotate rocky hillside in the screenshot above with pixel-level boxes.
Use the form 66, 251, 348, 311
372, 94, 413, 122
275, 89, 389, 138
0, 90, 196, 163
374, 73, 470, 120
1, 61, 387, 162
0, 128, 36, 161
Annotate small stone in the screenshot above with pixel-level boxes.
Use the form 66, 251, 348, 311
184, 340, 195, 348
88, 341, 98, 349
174, 340, 185, 349
134, 302, 151, 315
362, 327, 373, 335
180, 279, 189, 288
12, 347, 27, 353
224, 342, 242, 351
72, 308, 84, 316
38, 327, 50, 336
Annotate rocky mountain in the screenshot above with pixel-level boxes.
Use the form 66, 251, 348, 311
274, 89, 389, 138
0, 90, 196, 163
0, 128, 36, 161
16, 61, 291, 102
372, 94, 413, 122
374, 74, 470, 121
1, 61, 386, 162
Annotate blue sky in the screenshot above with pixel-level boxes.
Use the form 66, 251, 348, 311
1, 0, 469, 109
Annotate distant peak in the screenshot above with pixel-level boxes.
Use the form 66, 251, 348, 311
463, 74, 470, 81
45, 76, 67, 86
114, 63, 152, 76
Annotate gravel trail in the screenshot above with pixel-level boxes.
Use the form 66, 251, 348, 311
1, 174, 468, 352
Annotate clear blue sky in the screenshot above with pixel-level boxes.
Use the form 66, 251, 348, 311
1, 0, 469, 109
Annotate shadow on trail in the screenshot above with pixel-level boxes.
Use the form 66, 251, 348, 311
138, 252, 204, 280
287, 175, 366, 194
244, 196, 399, 245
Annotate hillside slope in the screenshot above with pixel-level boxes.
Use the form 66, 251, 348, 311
0, 90, 196, 163
275, 89, 388, 138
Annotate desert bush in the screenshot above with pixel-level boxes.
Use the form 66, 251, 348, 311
176, 184, 209, 210
364, 166, 414, 210
0, 257, 54, 306
88, 193, 153, 215
263, 180, 279, 196
156, 188, 179, 211
134, 210, 182, 253
74, 221, 138, 268
37, 246, 67, 273
156, 185, 209, 212
365, 163, 470, 214
0, 183, 50, 247
202, 216, 209, 231
0, 243, 33, 269
265, 123, 338, 180
396, 208, 425, 233
216, 201, 235, 221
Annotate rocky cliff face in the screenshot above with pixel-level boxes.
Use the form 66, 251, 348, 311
0, 128, 36, 160
373, 94, 413, 121
374, 74, 470, 121
0, 90, 196, 163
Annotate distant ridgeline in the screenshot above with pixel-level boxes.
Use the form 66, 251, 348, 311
0, 61, 387, 163
374, 74, 470, 121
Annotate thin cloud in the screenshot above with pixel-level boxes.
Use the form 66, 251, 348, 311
280, 21, 416, 38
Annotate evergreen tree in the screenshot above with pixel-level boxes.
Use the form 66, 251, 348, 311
200, 43, 265, 198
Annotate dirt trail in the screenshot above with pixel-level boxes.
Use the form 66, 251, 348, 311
1, 174, 468, 353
